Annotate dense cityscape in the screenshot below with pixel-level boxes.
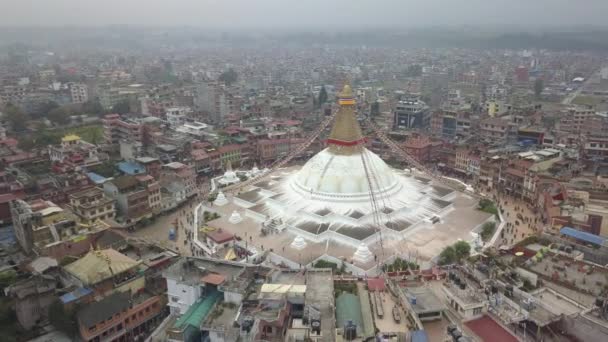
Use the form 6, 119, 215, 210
2, 3, 608, 342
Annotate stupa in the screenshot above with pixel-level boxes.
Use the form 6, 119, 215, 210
218, 160, 239, 185
235, 84, 456, 249
213, 191, 228, 206
290, 236, 307, 250
228, 210, 243, 224
195, 84, 492, 274
353, 243, 374, 264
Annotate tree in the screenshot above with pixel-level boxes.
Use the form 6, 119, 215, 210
32, 100, 59, 119
82, 99, 105, 116
3, 103, 29, 132
218, 68, 238, 86
405, 64, 422, 77
534, 79, 544, 99
439, 241, 471, 265
0, 270, 17, 291
47, 107, 71, 126
439, 246, 456, 265
454, 241, 471, 260
111, 100, 130, 114
481, 222, 497, 241
317, 86, 328, 108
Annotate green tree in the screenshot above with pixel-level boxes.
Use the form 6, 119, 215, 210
17, 137, 35, 151
439, 246, 456, 265
47, 107, 72, 125
3, 103, 29, 132
405, 64, 423, 77
318, 86, 328, 108
32, 100, 59, 119
481, 222, 497, 241
48, 300, 78, 337
0, 270, 17, 291
534, 79, 544, 99
89, 161, 116, 178
218, 68, 238, 86
454, 241, 471, 260
111, 100, 130, 114
82, 99, 105, 116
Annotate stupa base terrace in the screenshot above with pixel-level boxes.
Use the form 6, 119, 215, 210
193, 167, 493, 276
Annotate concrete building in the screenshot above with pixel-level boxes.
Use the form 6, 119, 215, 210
558, 106, 596, 134
102, 114, 144, 146
10, 199, 77, 254
76, 290, 164, 342
480, 117, 511, 142
5, 275, 58, 330
166, 106, 192, 128
68, 187, 116, 224
402, 286, 445, 322
48, 134, 108, 169
69, 83, 88, 104
103, 175, 160, 225
393, 98, 430, 130
160, 162, 197, 199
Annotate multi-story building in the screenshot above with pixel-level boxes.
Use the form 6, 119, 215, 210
68, 187, 116, 224
98, 85, 145, 110
160, 162, 197, 198
135, 157, 162, 179
584, 136, 608, 162
403, 136, 435, 163
196, 81, 237, 125
102, 114, 144, 146
76, 290, 163, 342
479, 117, 511, 142
48, 134, 108, 169
257, 138, 306, 163
69, 83, 89, 104
393, 98, 430, 130
431, 110, 473, 140
165, 106, 192, 127
10, 199, 104, 256
103, 175, 157, 225
558, 106, 596, 134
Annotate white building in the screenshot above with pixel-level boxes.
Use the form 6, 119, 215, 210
165, 106, 192, 127
69, 83, 88, 104
175, 121, 211, 138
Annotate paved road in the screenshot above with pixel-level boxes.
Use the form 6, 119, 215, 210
561, 70, 599, 105
127, 198, 200, 257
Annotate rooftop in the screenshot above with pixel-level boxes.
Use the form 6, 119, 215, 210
402, 286, 445, 314
78, 291, 131, 328
173, 290, 221, 330
64, 249, 141, 285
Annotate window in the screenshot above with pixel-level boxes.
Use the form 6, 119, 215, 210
473, 307, 483, 315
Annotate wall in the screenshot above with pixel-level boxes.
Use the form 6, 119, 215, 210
223, 291, 243, 305
166, 278, 200, 315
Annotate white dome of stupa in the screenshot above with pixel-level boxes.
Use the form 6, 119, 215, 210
353, 243, 373, 264
228, 210, 243, 224
214, 191, 228, 206
290, 235, 307, 250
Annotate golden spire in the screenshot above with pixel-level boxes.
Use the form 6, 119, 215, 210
327, 84, 365, 154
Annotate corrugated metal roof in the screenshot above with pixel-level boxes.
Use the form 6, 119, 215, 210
560, 227, 607, 246
173, 290, 221, 329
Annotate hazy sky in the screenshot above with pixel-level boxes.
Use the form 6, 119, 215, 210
2, 0, 607, 29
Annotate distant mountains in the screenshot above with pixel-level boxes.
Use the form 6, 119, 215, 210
2, 27, 608, 51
